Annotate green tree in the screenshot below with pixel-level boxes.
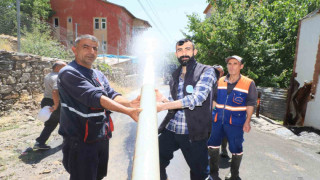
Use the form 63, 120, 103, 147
0, 1, 17, 35
0, 0, 71, 59
185, 0, 320, 88
0, 0, 52, 36
21, 19, 72, 59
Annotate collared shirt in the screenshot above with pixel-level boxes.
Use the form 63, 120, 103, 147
59, 60, 120, 109
166, 67, 216, 134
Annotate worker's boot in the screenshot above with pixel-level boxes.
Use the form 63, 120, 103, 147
220, 138, 229, 158
208, 148, 221, 180
225, 154, 242, 180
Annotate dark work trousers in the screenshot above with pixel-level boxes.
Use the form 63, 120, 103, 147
36, 98, 60, 145
62, 137, 109, 180
208, 123, 244, 154
159, 129, 209, 180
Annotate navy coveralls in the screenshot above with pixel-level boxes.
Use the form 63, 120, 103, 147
58, 60, 119, 180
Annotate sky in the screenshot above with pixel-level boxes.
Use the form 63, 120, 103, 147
108, 0, 208, 52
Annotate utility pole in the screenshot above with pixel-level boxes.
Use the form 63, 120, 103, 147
117, 40, 120, 63
102, 34, 105, 63
16, 0, 21, 52
102, 34, 105, 54
75, 23, 78, 38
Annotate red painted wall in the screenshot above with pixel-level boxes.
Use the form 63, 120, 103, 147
49, 0, 134, 55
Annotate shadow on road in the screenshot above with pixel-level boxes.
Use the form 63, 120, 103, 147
124, 121, 137, 180
287, 126, 320, 136
18, 144, 62, 164
219, 156, 230, 169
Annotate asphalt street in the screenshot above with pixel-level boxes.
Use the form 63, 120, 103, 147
106, 85, 320, 180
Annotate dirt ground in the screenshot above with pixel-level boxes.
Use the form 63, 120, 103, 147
0, 93, 68, 180
0, 81, 134, 180
1, 81, 320, 179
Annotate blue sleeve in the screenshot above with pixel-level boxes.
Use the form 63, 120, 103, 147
59, 70, 104, 108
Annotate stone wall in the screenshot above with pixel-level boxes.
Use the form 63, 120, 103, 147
0, 50, 64, 116
258, 87, 288, 121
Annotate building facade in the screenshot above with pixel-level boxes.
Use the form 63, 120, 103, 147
203, 4, 213, 18
49, 0, 151, 55
285, 9, 320, 129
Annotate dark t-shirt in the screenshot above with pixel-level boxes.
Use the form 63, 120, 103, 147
213, 75, 257, 106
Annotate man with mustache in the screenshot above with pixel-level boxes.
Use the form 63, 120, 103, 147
207, 55, 257, 180
57, 34, 141, 180
157, 39, 217, 180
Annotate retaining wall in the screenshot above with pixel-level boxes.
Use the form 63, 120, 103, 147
0, 50, 63, 116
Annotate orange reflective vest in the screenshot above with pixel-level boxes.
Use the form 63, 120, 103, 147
214, 75, 252, 126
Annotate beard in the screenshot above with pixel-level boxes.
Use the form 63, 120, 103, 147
178, 55, 194, 66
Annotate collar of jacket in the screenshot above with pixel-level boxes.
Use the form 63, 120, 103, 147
170, 59, 197, 101
172, 58, 197, 79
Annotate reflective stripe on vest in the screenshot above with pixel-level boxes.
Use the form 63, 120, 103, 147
61, 103, 105, 118
215, 75, 252, 125
216, 104, 247, 111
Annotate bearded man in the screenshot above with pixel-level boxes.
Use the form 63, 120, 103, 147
156, 39, 217, 180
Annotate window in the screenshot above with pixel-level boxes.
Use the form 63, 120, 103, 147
94, 18, 99, 29
54, 18, 59, 27
101, 18, 106, 29
68, 17, 72, 23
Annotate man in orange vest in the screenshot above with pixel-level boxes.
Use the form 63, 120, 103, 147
207, 55, 257, 180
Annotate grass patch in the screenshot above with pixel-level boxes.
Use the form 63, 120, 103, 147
1, 172, 15, 180
273, 119, 283, 123
109, 81, 134, 95
0, 39, 14, 51
0, 124, 20, 133
0, 157, 6, 173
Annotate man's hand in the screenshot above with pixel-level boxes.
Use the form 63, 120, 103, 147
129, 95, 141, 108
127, 107, 142, 122
155, 89, 168, 102
156, 102, 165, 112
49, 105, 58, 112
243, 121, 251, 133
244, 106, 254, 133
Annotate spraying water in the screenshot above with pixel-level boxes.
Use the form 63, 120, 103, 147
142, 39, 156, 85
131, 34, 160, 180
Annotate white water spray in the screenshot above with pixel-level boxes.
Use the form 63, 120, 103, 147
132, 36, 160, 180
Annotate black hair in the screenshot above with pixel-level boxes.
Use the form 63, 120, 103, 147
52, 61, 66, 70
176, 39, 195, 50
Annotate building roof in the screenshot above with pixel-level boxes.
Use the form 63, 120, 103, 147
101, 0, 151, 27
203, 4, 212, 14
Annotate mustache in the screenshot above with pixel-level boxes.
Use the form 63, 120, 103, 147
179, 56, 191, 60
85, 55, 96, 59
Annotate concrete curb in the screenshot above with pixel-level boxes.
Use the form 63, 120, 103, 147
251, 115, 320, 146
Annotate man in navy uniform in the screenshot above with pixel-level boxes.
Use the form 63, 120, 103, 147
58, 34, 141, 180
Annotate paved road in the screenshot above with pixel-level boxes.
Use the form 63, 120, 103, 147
106, 85, 320, 180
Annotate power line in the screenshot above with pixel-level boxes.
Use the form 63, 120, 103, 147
144, 0, 173, 40
137, 0, 171, 43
